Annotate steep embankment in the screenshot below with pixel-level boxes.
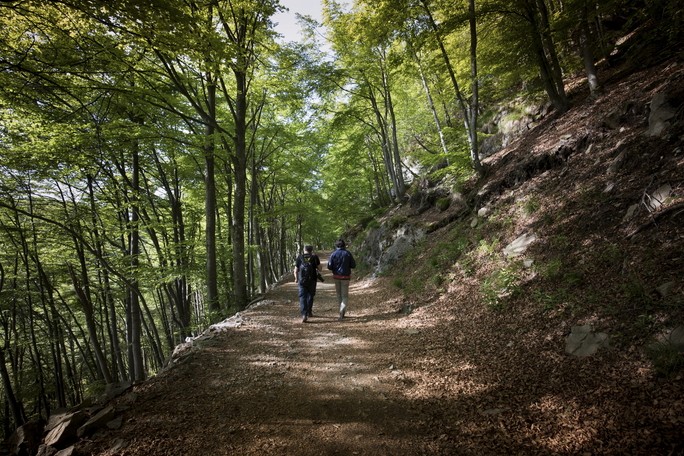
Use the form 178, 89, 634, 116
351, 44, 684, 454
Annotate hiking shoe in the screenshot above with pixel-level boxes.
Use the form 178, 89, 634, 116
302, 316, 308, 323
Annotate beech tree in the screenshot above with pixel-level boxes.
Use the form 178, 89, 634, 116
324, 1, 409, 201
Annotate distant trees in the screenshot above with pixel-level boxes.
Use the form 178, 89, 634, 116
316, 0, 674, 185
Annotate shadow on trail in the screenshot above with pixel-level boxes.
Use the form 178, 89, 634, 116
86, 254, 682, 456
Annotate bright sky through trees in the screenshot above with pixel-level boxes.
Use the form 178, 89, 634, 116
272, 0, 324, 43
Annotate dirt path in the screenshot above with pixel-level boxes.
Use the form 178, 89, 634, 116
80, 248, 684, 456
82, 255, 438, 456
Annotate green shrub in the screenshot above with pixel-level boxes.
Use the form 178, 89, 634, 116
646, 342, 684, 377
365, 219, 381, 230
436, 197, 451, 212
388, 215, 408, 229
522, 197, 541, 215
431, 273, 445, 287
477, 237, 500, 256
540, 258, 563, 280
533, 287, 576, 313
481, 264, 521, 311
623, 274, 654, 309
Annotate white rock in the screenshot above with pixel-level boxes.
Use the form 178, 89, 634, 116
503, 233, 537, 257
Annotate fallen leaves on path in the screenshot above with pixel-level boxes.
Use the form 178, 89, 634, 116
79, 260, 683, 455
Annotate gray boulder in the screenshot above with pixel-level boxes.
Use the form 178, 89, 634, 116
647, 92, 678, 136
43, 411, 88, 449
565, 325, 610, 357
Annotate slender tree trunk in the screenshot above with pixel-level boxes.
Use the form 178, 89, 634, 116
67, 261, 113, 384
87, 176, 125, 382
248, 158, 257, 295
205, 75, 220, 315
138, 294, 164, 369
56, 325, 79, 405
0, 264, 25, 427
132, 149, 145, 381
579, 1, 600, 94
48, 328, 66, 408
468, 0, 483, 174
221, 157, 235, 310
367, 87, 398, 201
413, 47, 449, 158
232, 66, 249, 310
383, 69, 406, 197
151, 152, 192, 339
524, 0, 568, 111
0, 348, 24, 427
421, 0, 482, 173
536, 0, 566, 103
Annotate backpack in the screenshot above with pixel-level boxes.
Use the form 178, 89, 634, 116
299, 254, 317, 284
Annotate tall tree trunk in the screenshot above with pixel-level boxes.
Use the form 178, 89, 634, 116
232, 67, 249, 310
412, 47, 449, 158
579, 1, 600, 94
129, 142, 145, 382
205, 74, 220, 315
420, 0, 483, 174
536, 0, 566, 101
468, 0, 483, 174
67, 261, 113, 384
0, 264, 25, 427
524, 0, 569, 111
151, 151, 192, 339
0, 347, 24, 427
383, 69, 407, 197
367, 86, 398, 201
87, 175, 125, 382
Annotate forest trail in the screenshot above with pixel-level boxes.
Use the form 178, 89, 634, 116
82, 254, 441, 455
80, 242, 684, 456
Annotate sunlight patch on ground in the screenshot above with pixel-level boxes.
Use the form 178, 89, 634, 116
527, 395, 598, 453
403, 360, 494, 400
269, 360, 393, 394
309, 333, 370, 347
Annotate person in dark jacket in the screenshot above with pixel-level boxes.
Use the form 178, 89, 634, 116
294, 245, 321, 323
327, 239, 356, 320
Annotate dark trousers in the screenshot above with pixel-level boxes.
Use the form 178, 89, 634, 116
298, 282, 316, 317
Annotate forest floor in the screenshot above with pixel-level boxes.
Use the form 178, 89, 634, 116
79, 252, 682, 456
79, 265, 450, 455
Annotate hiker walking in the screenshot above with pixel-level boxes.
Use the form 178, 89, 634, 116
294, 245, 322, 323
327, 239, 356, 320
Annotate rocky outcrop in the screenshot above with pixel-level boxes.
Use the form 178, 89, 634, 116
6, 383, 131, 456
358, 183, 469, 275
647, 92, 679, 137
480, 102, 553, 158
360, 221, 426, 275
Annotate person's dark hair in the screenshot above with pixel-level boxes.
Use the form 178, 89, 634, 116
335, 239, 346, 249
304, 245, 313, 253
